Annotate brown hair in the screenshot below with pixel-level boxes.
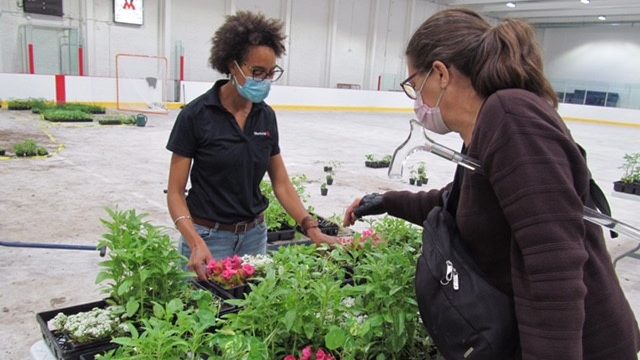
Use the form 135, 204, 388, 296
406, 8, 557, 108
209, 11, 286, 74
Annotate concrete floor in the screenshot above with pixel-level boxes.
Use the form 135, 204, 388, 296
1, 108, 639, 359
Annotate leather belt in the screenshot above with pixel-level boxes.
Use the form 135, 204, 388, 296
192, 214, 265, 234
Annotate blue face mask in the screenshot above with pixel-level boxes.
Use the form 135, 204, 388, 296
234, 61, 272, 103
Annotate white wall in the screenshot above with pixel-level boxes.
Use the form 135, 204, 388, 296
539, 24, 640, 108
170, 0, 227, 83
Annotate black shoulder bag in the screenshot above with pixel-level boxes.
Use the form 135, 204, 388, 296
415, 165, 518, 360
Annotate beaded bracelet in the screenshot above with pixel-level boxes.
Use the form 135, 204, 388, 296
173, 215, 192, 227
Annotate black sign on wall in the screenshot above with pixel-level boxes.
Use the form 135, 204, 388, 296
24, 0, 64, 17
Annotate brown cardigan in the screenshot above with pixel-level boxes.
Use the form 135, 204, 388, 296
384, 89, 640, 359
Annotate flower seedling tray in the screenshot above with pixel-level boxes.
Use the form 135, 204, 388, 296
614, 181, 640, 195
295, 213, 340, 236
267, 225, 296, 243
365, 161, 390, 169
267, 238, 314, 252
35, 300, 118, 360
195, 279, 253, 300
191, 280, 241, 316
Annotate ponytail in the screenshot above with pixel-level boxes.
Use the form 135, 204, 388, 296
472, 19, 558, 108
406, 9, 557, 108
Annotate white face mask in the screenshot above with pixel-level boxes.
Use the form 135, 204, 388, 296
413, 71, 451, 135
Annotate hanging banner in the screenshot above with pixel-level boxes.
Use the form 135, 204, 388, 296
114, 0, 144, 25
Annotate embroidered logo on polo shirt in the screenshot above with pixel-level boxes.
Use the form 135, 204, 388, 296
254, 131, 271, 138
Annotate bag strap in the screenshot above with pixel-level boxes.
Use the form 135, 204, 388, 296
576, 143, 618, 238
444, 146, 467, 216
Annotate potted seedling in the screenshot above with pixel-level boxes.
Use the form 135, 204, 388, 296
409, 168, 417, 185
326, 171, 334, 185
320, 183, 328, 196
381, 154, 392, 168
614, 153, 640, 195
323, 162, 332, 173
415, 162, 428, 186
365, 154, 374, 168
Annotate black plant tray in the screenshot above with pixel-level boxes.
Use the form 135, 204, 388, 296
296, 213, 340, 236
267, 239, 314, 252
195, 279, 253, 300
365, 161, 390, 168
267, 225, 296, 243
36, 300, 118, 360
614, 180, 640, 195
191, 280, 242, 315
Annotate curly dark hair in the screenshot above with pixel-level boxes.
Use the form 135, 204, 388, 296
209, 11, 286, 74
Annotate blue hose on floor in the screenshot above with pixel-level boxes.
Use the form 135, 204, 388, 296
0, 241, 106, 257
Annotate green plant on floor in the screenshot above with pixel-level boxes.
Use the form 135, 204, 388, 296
97, 115, 136, 125
96, 209, 192, 321
416, 162, 428, 183
7, 98, 49, 110
42, 109, 93, 122
261, 175, 309, 231
381, 154, 393, 165
62, 103, 106, 114
620, 153, 640, 184
13, 139, 47, 157
326, 170, 334, 185
365, 154, 374, 162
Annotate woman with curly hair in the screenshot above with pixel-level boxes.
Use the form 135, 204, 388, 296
166, 11, 336, 280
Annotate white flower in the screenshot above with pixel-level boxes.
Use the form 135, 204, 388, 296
341, 297, 355, 308
356, 314, 368, 325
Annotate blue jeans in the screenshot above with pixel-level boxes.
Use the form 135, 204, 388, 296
179, 222, 268, 261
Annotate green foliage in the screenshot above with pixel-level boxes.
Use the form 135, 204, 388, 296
365, 154, 374, 162
218, 219, 433, 359
96, 209, 192, 321
416, 162, 428, 182
13, 139, 47, 157
7, 98, 49, 110
620, 153, 640, 184
321, 182, 328, 191
97, 115, 136, 125
62, 103, 106, 114
99, 291, 223, 360
42, 109, 93, 122
261, 175, 309, 231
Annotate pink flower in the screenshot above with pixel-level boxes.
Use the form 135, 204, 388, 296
301, 346, 313, 360
242, 264, 256, 278
221, 269, 237, 281
316, 348, 335, 360
362, 229, 374, 238
283, 356, 297, 360
230, 255, 243, 269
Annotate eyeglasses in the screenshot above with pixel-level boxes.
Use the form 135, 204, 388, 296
400, 69, 432, 100
238, 62, 285, 82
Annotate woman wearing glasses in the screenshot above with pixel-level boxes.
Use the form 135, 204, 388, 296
167, 11, 336, 280
344, 8, 640, 360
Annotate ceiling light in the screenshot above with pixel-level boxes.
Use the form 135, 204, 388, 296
598, 15, 606, 21
580, 0, 590, 4
506, 2, 516, 8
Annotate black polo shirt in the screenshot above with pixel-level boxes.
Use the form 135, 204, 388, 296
166, 79, 280, 223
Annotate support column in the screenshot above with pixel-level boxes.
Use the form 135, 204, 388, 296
324, 0, 338, 88
280, 0, 293, 85
364, 0, 380, 90
82, 0, 95, 76
225, 0, 236, 16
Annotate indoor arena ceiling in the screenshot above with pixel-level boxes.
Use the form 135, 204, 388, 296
431, 0, 640, 26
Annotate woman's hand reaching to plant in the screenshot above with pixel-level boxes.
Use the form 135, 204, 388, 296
306, 227, 341, 246
189, 239, 214, 281
343, 193, 386, 227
